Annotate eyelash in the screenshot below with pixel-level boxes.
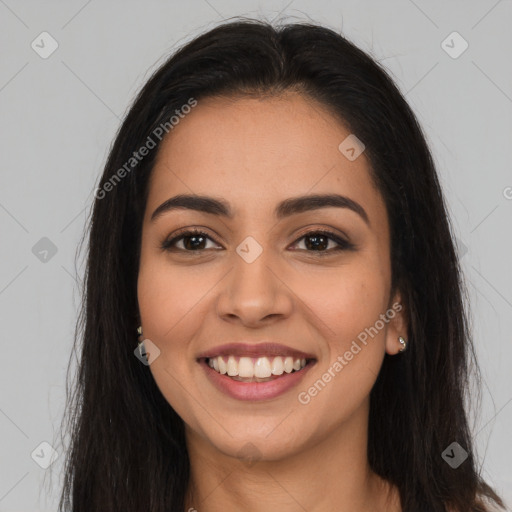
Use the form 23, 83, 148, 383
160, 228, 355, 255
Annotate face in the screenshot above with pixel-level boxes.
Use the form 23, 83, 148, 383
137, 92, 407, 463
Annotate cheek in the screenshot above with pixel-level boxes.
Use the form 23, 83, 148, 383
296, 260, 390, 346
137, 260, 215, 419
136, 255, 214, 363
293, 266, 389, 421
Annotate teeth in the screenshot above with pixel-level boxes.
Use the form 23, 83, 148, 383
271, 356, 284, 375
227, 355, 238, 376
283, 357, 293, 373
218, 356, 227, 374
207, 355, 308, 378
254, 357, 271, 378
238, 357, 254, 378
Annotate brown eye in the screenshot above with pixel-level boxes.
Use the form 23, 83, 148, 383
161, 229, 221, 252
291, 230, 355, 254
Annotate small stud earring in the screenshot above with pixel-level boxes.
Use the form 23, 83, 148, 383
137, 326, 146, 359
398, 336, 408, 352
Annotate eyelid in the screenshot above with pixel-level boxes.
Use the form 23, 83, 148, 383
292, 225, 351, 244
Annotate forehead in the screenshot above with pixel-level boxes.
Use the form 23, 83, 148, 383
145, 92, 386, 225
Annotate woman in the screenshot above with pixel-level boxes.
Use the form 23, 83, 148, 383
57, 19, 507, 512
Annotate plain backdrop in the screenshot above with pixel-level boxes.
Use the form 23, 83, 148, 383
0, 1, 511, 510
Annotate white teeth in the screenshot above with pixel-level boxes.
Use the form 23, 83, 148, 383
218, 356, 227, 374
207, 355, 308, 378
271, 356, 284, 375
238, 357, 254, 378
227, 355, 238, 376
254, 357, 272, 378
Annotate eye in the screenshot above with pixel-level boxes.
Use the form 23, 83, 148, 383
290, 229, 355, 254
160, 229, 221, 252
160, 228, 355, 254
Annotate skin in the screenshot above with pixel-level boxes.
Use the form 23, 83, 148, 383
137, 92, 407, 512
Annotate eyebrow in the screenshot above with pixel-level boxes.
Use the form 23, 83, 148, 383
150, 193, 369, 225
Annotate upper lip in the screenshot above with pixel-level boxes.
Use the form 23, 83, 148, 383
197, 342, 316, 360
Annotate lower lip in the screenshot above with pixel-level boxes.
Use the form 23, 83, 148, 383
199, 359, 316, 401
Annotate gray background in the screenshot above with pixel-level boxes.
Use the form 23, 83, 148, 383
1, 0, 511, 509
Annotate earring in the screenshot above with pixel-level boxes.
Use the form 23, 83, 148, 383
137, 326, 146, 359
398, 336, 408, 352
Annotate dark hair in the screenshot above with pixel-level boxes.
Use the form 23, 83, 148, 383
56, 18, 506, 512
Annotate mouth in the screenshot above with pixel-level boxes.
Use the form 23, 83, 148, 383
196, 343, 318, 401
200, 355, 315, 383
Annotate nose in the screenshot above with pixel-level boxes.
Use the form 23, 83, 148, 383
216, 245, 293, 328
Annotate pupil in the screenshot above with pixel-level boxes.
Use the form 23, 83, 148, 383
185, 235, 205, 250
305, 234, 327, 251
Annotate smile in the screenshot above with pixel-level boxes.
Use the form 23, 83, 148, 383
206, 355, 309, 381
199, 356, 317, 401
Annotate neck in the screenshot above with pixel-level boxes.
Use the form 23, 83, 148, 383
183, 399, 400, 512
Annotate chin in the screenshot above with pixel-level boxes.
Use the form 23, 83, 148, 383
201, 426, 306, 464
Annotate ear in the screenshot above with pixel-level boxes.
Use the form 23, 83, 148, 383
384, 291, 409, 355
